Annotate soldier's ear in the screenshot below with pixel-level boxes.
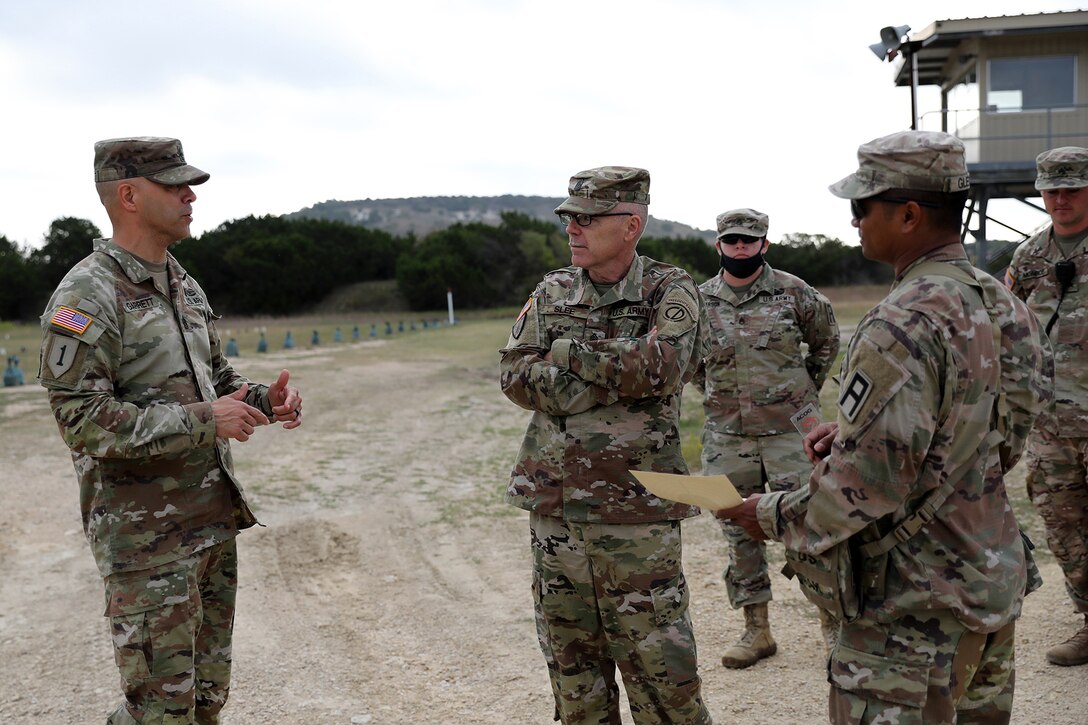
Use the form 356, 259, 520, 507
117, 181, 138, 212
899, 201, 925, 234
624, 213, 644, 244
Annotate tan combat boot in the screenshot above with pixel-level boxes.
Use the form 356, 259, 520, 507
1047, 614, 1088, 666
817, 608, 838, 654
721, 603, 777, 669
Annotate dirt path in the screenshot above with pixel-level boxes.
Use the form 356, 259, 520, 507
1, 322, 1085, 724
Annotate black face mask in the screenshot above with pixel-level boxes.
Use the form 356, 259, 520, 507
720, 251, 764, 277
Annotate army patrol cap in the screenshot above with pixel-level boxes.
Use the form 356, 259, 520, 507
94, 136, 210, 185
1035, 146, 1088, 190
716, 208, 768, 239
829, 130, 970, 200
554, 166, 650, 214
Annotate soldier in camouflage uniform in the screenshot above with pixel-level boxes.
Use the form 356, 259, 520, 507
694, 208, 840, 668
500, 166, 713, 724
718, 131, 1052, 723
38, 137, 304, 724
1005, 146, 1088, 667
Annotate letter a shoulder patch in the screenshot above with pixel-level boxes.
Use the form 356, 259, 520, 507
837, 335, 912, 433
838, 370, 873, 423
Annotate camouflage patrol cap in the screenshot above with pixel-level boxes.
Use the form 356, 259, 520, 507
829, 130, 970, 200
554, 166, 650, 214
716, 208, 768, 239
93, 137, 210, 185
1035, 147, 1088, 190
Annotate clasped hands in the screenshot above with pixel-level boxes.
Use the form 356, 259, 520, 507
212, 369, 303, 442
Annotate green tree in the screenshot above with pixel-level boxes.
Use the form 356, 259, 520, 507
638, 236, 717, 281
396, 225, 496, 310
29, 217, 102, 290
0, 235, 36, 320
172, 215, 401, 315
771, 233, 891, 286
395, 212, 569, 310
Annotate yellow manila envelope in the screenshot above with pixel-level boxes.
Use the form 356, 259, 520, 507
629, 471, 743, 510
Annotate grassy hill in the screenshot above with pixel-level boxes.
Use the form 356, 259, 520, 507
285, 194, 716, 242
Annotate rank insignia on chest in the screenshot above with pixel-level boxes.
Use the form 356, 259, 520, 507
184, 288, 205, 307
50, 306, 93, 335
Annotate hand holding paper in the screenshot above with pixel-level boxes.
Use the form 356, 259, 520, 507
631, 470, 768, 540
716, 493, 767, 541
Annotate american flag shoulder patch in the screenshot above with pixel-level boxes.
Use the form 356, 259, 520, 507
50, 305, 94, 335
512, 296, 533, 340
516, 296, 533, 322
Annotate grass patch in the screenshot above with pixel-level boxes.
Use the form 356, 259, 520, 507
821, 284, 886, 326
679, 386, 706, 473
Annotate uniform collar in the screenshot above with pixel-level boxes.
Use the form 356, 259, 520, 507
894, 244, 970, 284
568, 255, 646, 307
94, 237, 189, 286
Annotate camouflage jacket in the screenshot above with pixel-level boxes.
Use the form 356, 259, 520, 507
38, 238, 269, 577
1006, 225, 1088, 435
757, 246, 1051, 631
694, 264, 839, 436
500, 255, 706, 523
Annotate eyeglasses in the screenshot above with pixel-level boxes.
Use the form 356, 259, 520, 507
718, 234, 764, 246
850, 196, 941, 221
557, 212, 634, 227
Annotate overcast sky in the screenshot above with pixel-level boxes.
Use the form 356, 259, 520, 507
0, 1, 1075, 250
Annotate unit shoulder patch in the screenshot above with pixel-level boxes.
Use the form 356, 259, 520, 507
656, 287, 699, 337
838, 370, 873, 423
836, 334, 914, 431
39, 332, 92, 389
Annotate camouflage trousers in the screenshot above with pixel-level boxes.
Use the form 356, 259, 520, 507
1025, 428, 1088, 613
829, 610, 1016, 724
103, 537, 238, 724
529, 513, 712, 725
701, 430, 811, 608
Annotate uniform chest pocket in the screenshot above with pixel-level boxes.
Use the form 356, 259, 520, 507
743, 301, 799, 351
186, 315, 214, 363
763, 308, 802, 350
119, 297, 184, 370
705, 302, 738, 347
543, 306, 590, 341
703, 344, 737, 392
608, 305, 652, 339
